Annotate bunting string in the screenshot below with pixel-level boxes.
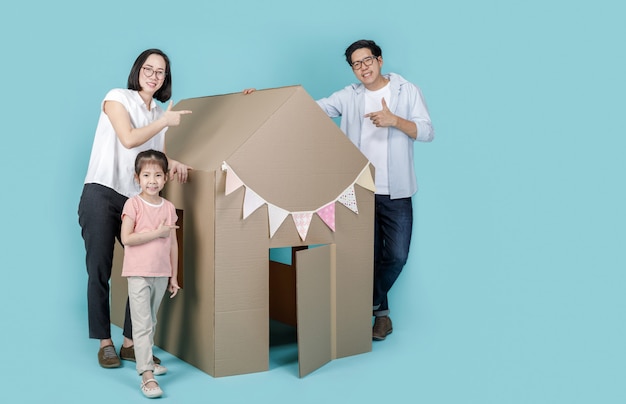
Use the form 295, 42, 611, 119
221, 161, 375, 241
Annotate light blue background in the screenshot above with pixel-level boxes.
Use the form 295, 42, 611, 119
1, 0, 624, 403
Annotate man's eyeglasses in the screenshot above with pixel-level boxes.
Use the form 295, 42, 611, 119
351, 55, 378, 70
142, 66, 167, 80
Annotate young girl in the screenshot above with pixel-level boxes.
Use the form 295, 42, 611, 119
121, 150, 180, 399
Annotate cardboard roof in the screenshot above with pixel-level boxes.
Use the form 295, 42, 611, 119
165, 85, 369, 210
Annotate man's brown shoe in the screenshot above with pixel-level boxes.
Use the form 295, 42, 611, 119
372, 316, 393, 341
120, 345, 161, 364
98, 345, 121, 368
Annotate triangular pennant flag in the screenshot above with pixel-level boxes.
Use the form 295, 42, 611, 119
292, 212, 314, 241
355, 164, 376, 193
224, 166, 245, 196
243, 187, 266, 219
338, 185, 359, 214
316, 202, 336, 232
268, 204, 290, 238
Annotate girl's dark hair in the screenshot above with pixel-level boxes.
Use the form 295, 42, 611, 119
344, 39, 382, 66
127, 48, 172, 102
134, 149, 169, 175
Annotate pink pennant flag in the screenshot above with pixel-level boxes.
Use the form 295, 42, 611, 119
292, 212, 314, 241
316, 202, 336, 232
355, 164, 376, 193
243, 187, 266, 219
268, 204, 290, 238
224, 166, 245, 196
338, 185, 358, 214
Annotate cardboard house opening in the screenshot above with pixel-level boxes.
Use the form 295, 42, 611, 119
112, 85, 375, 377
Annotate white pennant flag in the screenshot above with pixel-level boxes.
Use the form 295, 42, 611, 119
292, 212, 314, 241
225, 169, 245, 196
355, 164, 376, 193
222, 162, 245, 196
243, 187, 266, 219
338, 185, 358, 214
268, 204, 290, 237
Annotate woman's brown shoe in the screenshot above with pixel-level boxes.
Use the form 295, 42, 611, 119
119, 345, 161, 364
98, 345, 121, 368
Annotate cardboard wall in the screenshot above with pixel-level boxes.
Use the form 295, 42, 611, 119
156, 170, 217, 374
212, 172, 270, 376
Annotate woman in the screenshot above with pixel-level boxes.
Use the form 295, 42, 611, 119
78, 48, 191, 368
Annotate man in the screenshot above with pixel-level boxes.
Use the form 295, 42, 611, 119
316, 39, 434, 341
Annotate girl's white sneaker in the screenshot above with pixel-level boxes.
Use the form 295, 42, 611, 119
153, 364, 168, 376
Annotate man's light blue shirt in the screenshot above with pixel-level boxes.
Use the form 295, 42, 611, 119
317, 73, 434, 199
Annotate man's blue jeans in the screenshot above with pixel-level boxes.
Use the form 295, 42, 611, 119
372, 195, 413, 317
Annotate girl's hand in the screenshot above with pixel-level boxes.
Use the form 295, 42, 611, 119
156, 219, 179, 238
169, 278, 180, 298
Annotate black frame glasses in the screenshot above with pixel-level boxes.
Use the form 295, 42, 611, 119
351, 56, 378, 70
142, 66, 167, 80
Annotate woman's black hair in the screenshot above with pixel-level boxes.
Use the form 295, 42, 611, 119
127, 48, 172, 103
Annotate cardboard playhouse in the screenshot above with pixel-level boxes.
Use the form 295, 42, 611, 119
112, 85, 376, 377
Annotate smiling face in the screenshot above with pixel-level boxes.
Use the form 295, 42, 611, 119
137, 162, 166, 202
138, 53, 167, 98
350, 47, 387, 91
